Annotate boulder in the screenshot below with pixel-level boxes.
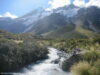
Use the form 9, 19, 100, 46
61, 54, 83, 72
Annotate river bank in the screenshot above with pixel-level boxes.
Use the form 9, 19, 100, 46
11, 47, 71, 75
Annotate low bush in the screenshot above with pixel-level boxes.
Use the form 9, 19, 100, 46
0, 38, 48, 72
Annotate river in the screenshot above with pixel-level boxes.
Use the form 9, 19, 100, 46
13, 47, 71, 75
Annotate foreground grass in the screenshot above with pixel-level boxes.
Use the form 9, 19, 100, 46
71, 60, 100, 75
0, 30, 100, 75
38, 38, 100, 52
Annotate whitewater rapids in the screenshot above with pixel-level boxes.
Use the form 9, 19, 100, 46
13, 47, 71, 75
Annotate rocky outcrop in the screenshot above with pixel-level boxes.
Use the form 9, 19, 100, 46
61, 54, 83, 72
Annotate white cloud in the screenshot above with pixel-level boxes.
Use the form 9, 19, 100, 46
73, 0, 85, 7
86, 0, 100, 7
0, 12, 18, 19
46, 0, 100, 11
73, 0, 100, 7
46, 0, 71, 11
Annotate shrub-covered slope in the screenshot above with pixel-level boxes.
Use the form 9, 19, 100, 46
0, 30, 48, 73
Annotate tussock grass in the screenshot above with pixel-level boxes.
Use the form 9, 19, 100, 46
71, 60, 100, 75
82, 44, 100, 62
14, 40, 23, 44
71, 61, 91, 75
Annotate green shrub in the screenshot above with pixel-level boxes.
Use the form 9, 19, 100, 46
0, 38, 48, 72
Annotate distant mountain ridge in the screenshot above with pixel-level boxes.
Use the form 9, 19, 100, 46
0, 5, 100, 38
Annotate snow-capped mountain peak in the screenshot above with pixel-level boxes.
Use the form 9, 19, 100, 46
18, 8, 52, 27
16, 5, 80, 32
53, 4, 80, 17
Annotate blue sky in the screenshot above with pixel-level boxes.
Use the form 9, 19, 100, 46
0, 0, 50, 16
0, 0, 99, 17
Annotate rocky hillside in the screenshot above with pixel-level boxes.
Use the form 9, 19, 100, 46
0, 5, 100, 38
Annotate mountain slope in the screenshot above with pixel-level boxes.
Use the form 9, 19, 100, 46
0, 5, 100, 38
27, 6, 100, 38
0, 17, 27, 33
28, 13, 69, 34
74, 6, 100, 33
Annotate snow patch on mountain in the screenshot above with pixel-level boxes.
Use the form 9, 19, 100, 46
55, 8, 79, 17
18, 5, 80, 32
18, 9, 52, 27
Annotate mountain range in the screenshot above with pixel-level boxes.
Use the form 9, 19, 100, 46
0, 4, 100, 38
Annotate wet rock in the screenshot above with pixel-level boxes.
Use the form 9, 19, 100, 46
62, 54, 83, 72
51, 58, 60, 64
54, 59, 60, 64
